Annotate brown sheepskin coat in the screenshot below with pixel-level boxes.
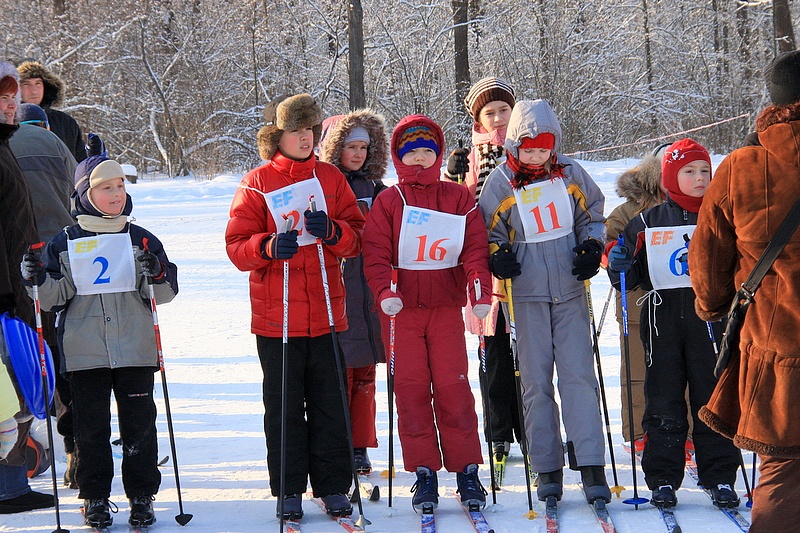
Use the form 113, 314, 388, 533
690, 103, 800, 458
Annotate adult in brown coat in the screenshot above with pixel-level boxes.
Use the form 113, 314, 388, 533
691, 50, 800, 532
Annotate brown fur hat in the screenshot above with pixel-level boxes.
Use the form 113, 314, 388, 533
615, 153, 663, 211
319, 108, 389, 179
16, 61, 65, 108
257, 93, 323, 161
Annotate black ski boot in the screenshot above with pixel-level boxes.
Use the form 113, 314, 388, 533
411, 466, 439, 512
128, 494, 156, 527
492, 441, 510, 462
536, 468, 563, 501
353, 447, 371, 475
276, 494, 303, 520
83, 498, 115, 528
651, 483, 678, 508
710, 483, 740, 508
320, 493, 353, 517
580, 465, 612, 503
456, 464, 487, 510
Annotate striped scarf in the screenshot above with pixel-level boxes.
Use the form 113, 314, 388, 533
475, 143, 505, 201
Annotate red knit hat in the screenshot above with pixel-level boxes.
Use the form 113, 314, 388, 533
519, 133, 555, 151
661, 138, 711, 213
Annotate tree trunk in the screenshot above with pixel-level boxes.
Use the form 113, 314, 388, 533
452, 0, 470, 108
53, 0, 65, 17
348, 0, 366, 110
773, 0, 796, 52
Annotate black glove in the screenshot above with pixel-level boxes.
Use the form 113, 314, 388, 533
85, 133, 106, 157
490, 243, 522, 280
136, 251, 163, 278
262, 230, 299, 260
20, 253, 45, 286
572, 239, 604, 280
446, 147, 470, 178
304, 209, 340, 244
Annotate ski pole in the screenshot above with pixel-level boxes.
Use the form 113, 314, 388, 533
309, 198, 370, 528
749, 452, 756, 509
596, 286, 613, 337
278, 217, 291, 533
504, 278, 537, 520
618, 235, 648, 509
474, 275, 497, 504
585, 280, 624, 497
28, 242, 69, 533
142, 238, 192, 526
386, 269, 398, 511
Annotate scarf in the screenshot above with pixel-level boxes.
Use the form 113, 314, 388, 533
475, 143, 505, 201
76, 214, 129, 233
506, 152, 568, 190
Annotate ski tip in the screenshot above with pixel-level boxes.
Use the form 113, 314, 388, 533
369, 486, 380, 501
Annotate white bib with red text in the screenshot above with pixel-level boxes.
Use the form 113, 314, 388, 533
644, 225, 695, 290
512, 178, 574, 243
67, 233, 136, 295
261, 176, 327, 247
396, 204, 466, 271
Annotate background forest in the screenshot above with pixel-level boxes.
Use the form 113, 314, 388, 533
2, 0, 796, 178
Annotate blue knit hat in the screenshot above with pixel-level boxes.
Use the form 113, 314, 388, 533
18, 103, 48, 128
396, 125, 440, 159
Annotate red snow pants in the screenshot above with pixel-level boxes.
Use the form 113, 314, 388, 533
347, 365, 378, 448
381, 306, 482, 473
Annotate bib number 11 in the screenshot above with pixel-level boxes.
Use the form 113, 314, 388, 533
530, 202, 562, 234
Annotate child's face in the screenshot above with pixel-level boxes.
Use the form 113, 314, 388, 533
478, 100, 512, 133
518, 147, 551, 167
90, 177, 127, 216
400, 147, 437, 169
676, 160, 711, 198
339, 140, 368, 172
279, 127, 315, 160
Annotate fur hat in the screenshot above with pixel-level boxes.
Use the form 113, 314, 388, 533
464, 77, 516, 119
257, 93, 323, 161
766, 51, 800, 106
0, 60, 21, 123
16, 61, 65, 108
615, 154, 663, 211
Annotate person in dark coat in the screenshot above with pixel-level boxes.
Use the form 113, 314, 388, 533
0, 60, 55, 515
17, 61, 85, 163
319, 109, 388, 475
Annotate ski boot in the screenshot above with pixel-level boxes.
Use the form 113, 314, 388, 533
580, 465, 612, 503
456, 464, 487, 510
651, 483, 678, 508
83, 498, 115, 528
536, 468, 563, 501
710, 483, 740, 509
128, 494, 156, 527
64, 451, 78, 489
276, 494, 303, 520
320, 493, 353, 517
353, 447, 371, 475
411, 466, 439, 512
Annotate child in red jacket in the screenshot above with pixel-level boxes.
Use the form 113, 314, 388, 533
225, 94, 366, 521
362, 115, 492, 512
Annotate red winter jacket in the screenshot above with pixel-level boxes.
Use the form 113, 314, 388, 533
363, 115, 491, 311
226, 151, 365, 337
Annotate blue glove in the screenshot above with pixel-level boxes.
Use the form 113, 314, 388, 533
304, 210, 340, 244
263, 230, 299, 260
608, 244, 633, 272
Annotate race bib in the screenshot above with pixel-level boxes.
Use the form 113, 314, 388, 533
645, 225, 695, 290
513, 178, 574, 243
68, 233, 136, 295
397, 206, 466, 271
262, 177, 327, 247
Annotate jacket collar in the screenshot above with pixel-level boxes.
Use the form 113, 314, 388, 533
269, 150, 317, 181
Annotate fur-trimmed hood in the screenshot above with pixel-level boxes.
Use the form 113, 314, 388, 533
319, 108, 388, 179
16, 61, 65, 108
615, 154, 663, 210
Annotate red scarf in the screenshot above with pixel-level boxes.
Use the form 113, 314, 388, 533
506, 152, 567, 189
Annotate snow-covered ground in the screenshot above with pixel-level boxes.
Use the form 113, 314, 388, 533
2, 156, 755, 533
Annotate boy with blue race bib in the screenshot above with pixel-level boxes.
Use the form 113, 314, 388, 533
478, 99, 612, 505
607, 138, 741, 509
362, 115, 492, 512
20, 155, 178, 528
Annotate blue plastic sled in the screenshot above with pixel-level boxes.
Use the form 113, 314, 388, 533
1, 312, 54, 419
